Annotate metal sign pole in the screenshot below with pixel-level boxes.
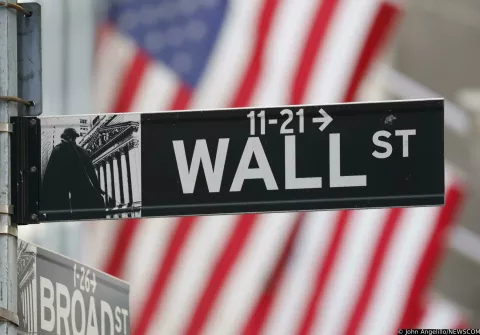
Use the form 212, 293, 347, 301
0, 1, 18, 334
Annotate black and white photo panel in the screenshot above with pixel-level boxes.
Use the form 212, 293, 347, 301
39, 114, 142, 221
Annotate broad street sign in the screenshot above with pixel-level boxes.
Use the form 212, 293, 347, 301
17, 239, 130, 334
12, 99, 444, 224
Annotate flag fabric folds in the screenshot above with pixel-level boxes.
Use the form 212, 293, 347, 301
85, 0, 469, 334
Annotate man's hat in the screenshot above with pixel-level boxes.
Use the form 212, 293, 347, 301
61, 128, 80, 140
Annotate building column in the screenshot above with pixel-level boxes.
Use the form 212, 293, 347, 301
32, 277, 37, 332
25, 284, 29, 332
102, 162, 108, 202
30, 281, 34, 333
124, 146, 133, 207
120, 153, 130, 206
129, 146, 141, 207
106, 160, 112, 202
21, 290, 25, 327
27, 283, 31, 332
99, 166, 103, 192
113, 155, 121, 207
116, 152, 125, 206
108, 156, 116, 207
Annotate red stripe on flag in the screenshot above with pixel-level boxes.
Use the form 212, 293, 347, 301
133, 217, 197, 335
185, 1, 287, 329
455, 319, 469, 329
242, 213, 305, 335
411, 300, 427, 330
344, 208, 404, 335
103, 61, 191, 279
94, 23, 112, 58
102, 50, 150, 277
290, 0, 340, 104
183, 214, 259, 335
398, 184, 464, 329
170, 84, 193, 111
296, 210, 352, 335
231, 0, 281, 107
103, 220, 141, 278
110, 50, 150, 113
343, 2, 401, 102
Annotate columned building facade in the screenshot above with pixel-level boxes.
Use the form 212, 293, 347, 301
79, 115, 141, 219
17, 242, 37, 335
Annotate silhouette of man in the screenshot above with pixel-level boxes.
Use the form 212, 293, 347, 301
41, 128, 106, 220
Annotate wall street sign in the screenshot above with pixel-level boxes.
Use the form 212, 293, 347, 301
12, 99, 444, 224
17, 239, 130, 334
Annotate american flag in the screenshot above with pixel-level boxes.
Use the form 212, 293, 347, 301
85, 0, 469, 334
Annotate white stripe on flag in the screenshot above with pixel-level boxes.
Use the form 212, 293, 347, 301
305, 0, 382, 104
262, 210, 339, 335
450, 226, 480, 266
83, 220, 123, 270
148, 215, 237, 335
311, 208, 389, 334
359, 206, 442, 335
250, 0, 319, 106
202, 213, 296, 335
122, 217, 177, 324
130, 63, 181, 112
93, 28, 137, 114
191, 0, 265, 109
445, 164, 456, 189
381, 65, 471, 136
419, 298, 464, 329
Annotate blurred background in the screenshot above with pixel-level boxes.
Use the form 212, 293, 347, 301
17, 0, 480, 333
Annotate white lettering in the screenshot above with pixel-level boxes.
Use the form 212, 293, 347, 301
115, 307, 122, 334
121, 309, 129, 335
87, 296, 99, 335
101, 301, 114, 335
395, 129, 416, 157
173, 139, 229, 194
40, 277, 55, 332
39, 277, 126, 335
284, 135, 322, 189
230, 137, 278, 192
56, 283, 71, 335
329, 133, 367, 187
372, 130, 392, 159
71, 290, 86, 335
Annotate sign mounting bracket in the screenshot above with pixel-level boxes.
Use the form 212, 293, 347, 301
11, 117, 40, 225
0, 225, 17, 237
16, 2, 42, 116
0, 123, 12, 133
0, 205, 13, 215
